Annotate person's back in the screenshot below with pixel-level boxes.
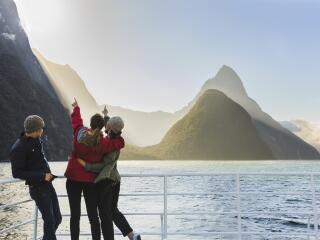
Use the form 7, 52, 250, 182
10, 115, 61, 240
78, 116, 124, 184
11, 132, 51, 185
64, 100, 124, 182
64, 98, 125, 240
65, 133, 109, 182
77, 116, 142, 240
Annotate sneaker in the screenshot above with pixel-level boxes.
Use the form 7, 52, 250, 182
133, 233, 141, 240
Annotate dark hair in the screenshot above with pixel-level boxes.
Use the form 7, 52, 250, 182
90, 114, 105, 130
108, 130, 122, 139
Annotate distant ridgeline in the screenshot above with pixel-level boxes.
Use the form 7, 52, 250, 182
35, 55, 320, 160
121, 89, 318, 160
1, 0, 319, 161
0, 0, 72, 162
122, 90, 275, 160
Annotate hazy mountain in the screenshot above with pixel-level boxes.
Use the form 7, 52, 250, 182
104, 65, 320, 160
0, 0, 72, 161
99, 105, 177, 146
176, 65, 320, 159
176, 65, 280, 129
281, 120, 320, 152
120, 145, 160, 160
34, 49, 140, 144
33, 48, 176, 146
122, 90, 275, 160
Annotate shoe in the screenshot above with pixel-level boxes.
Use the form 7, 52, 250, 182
133, 232, 141, 240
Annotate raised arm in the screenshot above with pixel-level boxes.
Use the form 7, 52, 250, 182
71, 98, 84, 136
84, 151, 118, 173
10, 147, 45, 182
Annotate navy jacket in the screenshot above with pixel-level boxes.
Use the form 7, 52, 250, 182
10, 132, 51, 186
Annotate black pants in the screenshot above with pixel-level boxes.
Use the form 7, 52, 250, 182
96, 179, 114, 240
29, 183, 62, 240
112, 182, 133, 237
97, 180, 133, 238
66, 179, 101, 240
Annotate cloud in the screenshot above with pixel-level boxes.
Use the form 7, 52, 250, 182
283, 120, 320, 152
1, 33, 16, 41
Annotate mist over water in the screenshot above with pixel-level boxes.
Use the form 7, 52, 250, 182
1, 160, 320, 240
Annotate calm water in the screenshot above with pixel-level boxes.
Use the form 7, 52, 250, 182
1, 160, 320, 240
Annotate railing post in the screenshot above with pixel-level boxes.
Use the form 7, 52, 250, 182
163, 176, 168, 240
236, 173, 242, 240
160, 214, 164, 240
32, 203, 38, 240
308, 216, 311, 240
311, 173, 319, 240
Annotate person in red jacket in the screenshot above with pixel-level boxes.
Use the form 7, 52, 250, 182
64, 98, 125, 240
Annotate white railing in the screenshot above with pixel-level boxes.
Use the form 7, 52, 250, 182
1, 173, 320, 239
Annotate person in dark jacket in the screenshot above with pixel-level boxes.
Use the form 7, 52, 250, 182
10, 115, 61, 240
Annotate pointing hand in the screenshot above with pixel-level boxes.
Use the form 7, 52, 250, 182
102, 105, 108, 116
72, 98, 78, 108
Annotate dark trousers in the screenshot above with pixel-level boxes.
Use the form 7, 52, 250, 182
66, 179, 101, 240
96, 180, 114, 240
97, 180, 133, 238
112, 182, 133, 236
29, 183, 62, 240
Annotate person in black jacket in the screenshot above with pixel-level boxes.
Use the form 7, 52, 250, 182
10, 115, 62, 240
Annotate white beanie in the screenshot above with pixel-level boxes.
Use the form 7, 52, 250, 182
106, 116, 124, 133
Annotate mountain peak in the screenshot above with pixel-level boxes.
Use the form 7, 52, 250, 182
219, 64, 234, 72
200, 65, 248, 98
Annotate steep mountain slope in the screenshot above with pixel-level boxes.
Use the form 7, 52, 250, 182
123, 90, 274, 160
0, 0, 72, 161
33, 49, 100, 124
176, 65, 320, 159
0, 0, 55, 96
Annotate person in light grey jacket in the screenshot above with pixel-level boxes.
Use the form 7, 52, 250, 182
78, 112, 141, 240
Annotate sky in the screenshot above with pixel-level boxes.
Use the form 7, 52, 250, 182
13, 0, 320, 122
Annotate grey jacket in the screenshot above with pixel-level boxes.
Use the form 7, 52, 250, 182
84, 150, 121, 183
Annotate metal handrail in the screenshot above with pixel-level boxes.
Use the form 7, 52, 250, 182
1, 173, 320, 239
0, 199, 32, 210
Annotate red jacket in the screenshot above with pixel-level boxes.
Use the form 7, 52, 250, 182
64, 106, 124, 182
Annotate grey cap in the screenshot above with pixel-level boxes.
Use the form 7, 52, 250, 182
106, 116, 124, 133
24, 115, 45, 133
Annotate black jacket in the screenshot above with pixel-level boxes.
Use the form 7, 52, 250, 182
10, 132, 51, 186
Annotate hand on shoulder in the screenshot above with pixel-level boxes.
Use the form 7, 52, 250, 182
77, 158, 86, 167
